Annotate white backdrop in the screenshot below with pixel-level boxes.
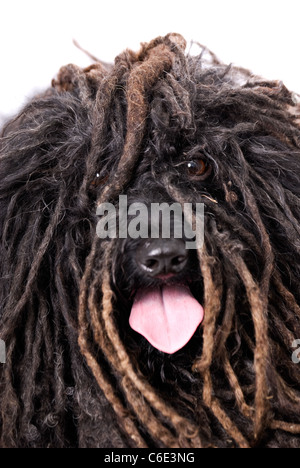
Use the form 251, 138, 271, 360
1, 0, 299, 120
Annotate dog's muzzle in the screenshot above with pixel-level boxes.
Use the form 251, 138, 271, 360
129, 238, 204, 354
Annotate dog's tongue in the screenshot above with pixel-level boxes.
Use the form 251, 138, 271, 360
129, 285, 204, 354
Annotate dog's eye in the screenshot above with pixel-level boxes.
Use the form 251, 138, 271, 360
90, 172, 109, 189
186, 159, 211, 179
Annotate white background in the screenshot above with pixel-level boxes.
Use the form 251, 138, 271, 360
1, 0, 299, 121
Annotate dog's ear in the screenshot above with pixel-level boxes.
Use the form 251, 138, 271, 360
0, 87, 94, 332
0, 87, 101, 446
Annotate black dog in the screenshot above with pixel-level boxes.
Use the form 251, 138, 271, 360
0, 33, 300, 448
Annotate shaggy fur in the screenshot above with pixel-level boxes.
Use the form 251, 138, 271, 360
0, 33, 300, 448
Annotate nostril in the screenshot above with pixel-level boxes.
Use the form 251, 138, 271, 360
172, 255, 186, 266
144, 258, 159, 270
136, 239, 188, 277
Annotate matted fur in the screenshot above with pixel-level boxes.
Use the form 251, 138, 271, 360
0, 33, 300, 448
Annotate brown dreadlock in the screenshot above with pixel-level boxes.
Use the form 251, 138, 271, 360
0, 33, 300, 448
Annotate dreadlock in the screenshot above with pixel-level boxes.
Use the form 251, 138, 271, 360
0, 33, 300, 448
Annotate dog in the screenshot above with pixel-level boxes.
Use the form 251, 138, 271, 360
0, 33, 300, 448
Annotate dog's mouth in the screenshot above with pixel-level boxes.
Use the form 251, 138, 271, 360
128, 284, 204, 354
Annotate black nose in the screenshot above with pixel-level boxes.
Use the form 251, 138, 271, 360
136, 238, 188, 277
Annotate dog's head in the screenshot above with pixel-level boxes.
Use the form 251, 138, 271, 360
1, 34, 300, 448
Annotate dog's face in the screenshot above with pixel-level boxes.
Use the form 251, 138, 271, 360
1, 34, 300, 448
110, 150, 210, 356
92, 91, 300, 393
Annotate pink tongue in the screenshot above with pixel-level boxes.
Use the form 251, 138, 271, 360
129, 285, 204, 354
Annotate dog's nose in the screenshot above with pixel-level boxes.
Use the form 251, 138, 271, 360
136, 238, 188, 277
